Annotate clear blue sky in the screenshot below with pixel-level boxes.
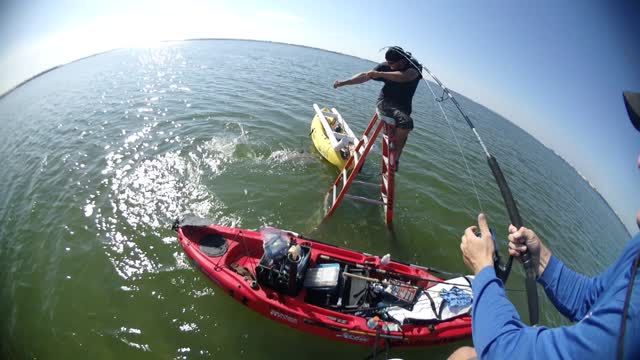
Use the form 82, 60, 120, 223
1, 0, 639, 232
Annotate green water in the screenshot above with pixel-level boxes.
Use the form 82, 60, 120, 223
0, 40, 631, 359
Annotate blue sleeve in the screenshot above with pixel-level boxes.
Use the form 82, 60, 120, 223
471, 266, 621, 359
538, 240, 634, 321
537, 255, 612, 321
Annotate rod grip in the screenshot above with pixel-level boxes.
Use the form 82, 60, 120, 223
487, 155, 522, 228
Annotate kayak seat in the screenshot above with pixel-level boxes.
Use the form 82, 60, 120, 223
199, 233, 229, 257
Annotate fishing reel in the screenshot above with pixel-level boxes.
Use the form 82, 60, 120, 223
479, 226, 538, 324
493, 240, 514, 284
478, 229, 514, 284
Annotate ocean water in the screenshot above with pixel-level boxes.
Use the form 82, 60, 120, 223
0, 40, 631, 359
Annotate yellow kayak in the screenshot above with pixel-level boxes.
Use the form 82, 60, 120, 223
310, 105, 357, 170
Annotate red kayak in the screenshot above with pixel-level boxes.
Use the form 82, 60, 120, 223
175, 222, 473, 347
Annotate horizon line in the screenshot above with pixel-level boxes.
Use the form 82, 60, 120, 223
0, 37, 375, 100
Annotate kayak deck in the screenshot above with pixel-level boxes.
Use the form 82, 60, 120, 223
177, 224, 473, 347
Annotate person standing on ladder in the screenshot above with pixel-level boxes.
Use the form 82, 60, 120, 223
333, 46, 422, 171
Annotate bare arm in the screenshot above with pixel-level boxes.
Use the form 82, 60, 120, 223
370, 68, 420, 83
333, 72, 370, 88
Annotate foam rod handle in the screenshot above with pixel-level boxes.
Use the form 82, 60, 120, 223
487, 156, 522, 228
487, 155, 539, 325
524, 260, 540, 325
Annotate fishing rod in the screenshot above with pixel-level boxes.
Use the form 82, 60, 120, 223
381, 46, 539, 325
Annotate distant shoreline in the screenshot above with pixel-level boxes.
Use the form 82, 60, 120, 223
183, 38, 377, 64
0, 48, 116, 100
0, 38, 375, 100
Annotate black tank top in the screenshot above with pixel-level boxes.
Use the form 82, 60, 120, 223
373, 62, 422, 113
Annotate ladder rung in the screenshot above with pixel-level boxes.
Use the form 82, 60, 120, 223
345, 194, 384, 206
352, 180, 379, 188
323, 113, 395, 224
332, 185, 337, 204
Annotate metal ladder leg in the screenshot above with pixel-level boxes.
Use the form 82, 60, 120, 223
381, 123, 396, 225
321, 113, 398, 226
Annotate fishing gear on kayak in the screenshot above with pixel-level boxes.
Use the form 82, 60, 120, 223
174, 220, 475, 350
380, 45, 539, 325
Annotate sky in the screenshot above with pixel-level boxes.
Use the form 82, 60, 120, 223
1, 0, 639, 232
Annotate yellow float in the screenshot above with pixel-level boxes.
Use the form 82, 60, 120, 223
310, 104, 358, 170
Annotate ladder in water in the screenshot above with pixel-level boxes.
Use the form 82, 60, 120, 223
322, 111, 397, 225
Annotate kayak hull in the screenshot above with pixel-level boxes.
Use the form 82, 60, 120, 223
176, 224, 472, 348
310, 109, 350, 170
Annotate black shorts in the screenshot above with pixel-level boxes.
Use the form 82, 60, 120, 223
376, 100, 414, 130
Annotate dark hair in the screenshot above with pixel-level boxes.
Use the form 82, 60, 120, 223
384, 46, 422, 72
385, 47, 407, 62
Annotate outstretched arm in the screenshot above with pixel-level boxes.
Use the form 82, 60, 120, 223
333, 72, 370, 88
369, 68, 419, 83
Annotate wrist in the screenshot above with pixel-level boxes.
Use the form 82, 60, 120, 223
538, 244, 552, 277
474, 259, 494, 275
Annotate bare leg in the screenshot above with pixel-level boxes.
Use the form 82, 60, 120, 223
395, 128, 410, 162
447, 346, 478, 360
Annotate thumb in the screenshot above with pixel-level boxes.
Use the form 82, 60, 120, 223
477, 213, 490, 236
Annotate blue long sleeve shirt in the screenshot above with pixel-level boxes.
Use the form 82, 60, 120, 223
472, 234, 640, 359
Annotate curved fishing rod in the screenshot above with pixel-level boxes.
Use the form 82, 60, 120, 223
381, 46, 539, 325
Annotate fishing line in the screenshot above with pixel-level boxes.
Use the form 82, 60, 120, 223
424, 77, 484, 214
